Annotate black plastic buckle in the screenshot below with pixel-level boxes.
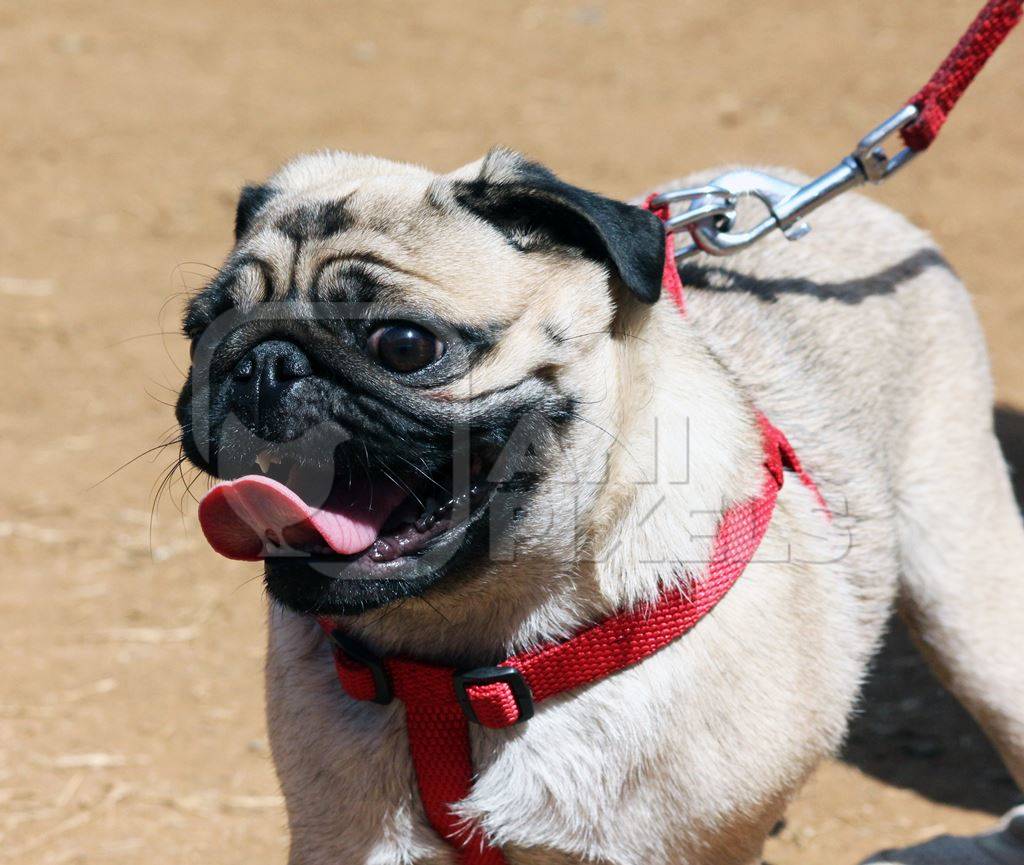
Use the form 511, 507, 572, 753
453, 665, 534, 726
328, 630, 393, 705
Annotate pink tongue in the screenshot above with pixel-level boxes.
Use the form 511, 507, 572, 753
198, 474, 407, 561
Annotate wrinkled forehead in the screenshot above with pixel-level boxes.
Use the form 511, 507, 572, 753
234, 172, 586, 326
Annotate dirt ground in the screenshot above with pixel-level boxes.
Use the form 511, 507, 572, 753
1, 2, 1022, 863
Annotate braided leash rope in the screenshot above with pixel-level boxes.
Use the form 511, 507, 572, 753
902, 0, 1023, 152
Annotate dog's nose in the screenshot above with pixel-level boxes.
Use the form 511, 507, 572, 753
229, 340, 312, 434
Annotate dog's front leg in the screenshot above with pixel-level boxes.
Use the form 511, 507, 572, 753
266, 609, 452, 865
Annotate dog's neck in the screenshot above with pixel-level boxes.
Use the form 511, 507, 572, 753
334, 301, 764, 666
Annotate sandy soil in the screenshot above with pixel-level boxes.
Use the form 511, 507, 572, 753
1, 2, 1022, 863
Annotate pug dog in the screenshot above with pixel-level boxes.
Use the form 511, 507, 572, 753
176, 148, 1024, 865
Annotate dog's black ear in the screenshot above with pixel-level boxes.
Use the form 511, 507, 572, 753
234, 184, 277, 240
452, 149, 665, 303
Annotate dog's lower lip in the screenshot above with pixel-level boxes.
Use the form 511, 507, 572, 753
365, 481, 492, 563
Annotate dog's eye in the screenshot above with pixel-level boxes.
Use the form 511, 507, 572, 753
368, 322, 444, 373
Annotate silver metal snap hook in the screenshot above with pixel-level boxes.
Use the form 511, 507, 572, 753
650, 104, 921, 260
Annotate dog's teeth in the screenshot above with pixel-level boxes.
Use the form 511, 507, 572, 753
255, 450, 280, 474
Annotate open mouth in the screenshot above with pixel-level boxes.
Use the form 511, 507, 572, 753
198, 448, 497, 570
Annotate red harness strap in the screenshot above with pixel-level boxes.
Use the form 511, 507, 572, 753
901, 0, 1023, 151
645, 192, 686, 312
320, 416, 822, 865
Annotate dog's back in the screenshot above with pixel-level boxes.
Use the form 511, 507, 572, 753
670, 171, 1024, 792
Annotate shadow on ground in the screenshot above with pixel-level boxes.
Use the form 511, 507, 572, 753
840, 405, 1024, 815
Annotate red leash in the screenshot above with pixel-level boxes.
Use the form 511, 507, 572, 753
317, 4, 1020, 862
902, 0, 1023, 152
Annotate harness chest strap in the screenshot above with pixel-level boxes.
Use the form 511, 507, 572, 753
319, 413, 825, 865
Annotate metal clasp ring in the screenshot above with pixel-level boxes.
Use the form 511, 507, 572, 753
649, 104, 920, 260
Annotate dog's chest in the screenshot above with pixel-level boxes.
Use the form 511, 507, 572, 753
267, 516, 862, 865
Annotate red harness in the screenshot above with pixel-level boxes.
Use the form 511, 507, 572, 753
316, 4, 1021, 861
320, 410, 819, 865
317, 206, 828, 863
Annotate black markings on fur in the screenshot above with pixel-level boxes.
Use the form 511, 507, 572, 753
424, 182, 451, 214
182, 254, 278, 337
313, 259, 384, 304
271, 200, 355, 299
235, 184, 278, 240
451, 149, 665, 303
274, 199, 353, 241
182, 262, 240, 337
679, 248, 951, 305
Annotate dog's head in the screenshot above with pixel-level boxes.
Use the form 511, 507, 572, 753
176, 148, 665, 618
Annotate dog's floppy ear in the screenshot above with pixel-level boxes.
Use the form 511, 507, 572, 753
451, 149, 665, 303
234, 184, 277, 240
